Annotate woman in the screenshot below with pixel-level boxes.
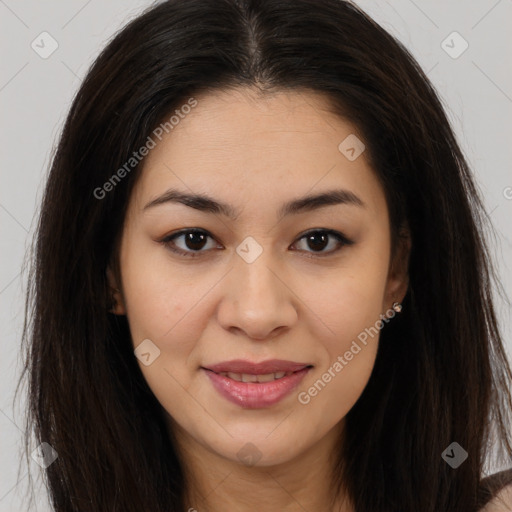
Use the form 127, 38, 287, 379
19, 0, 512, 510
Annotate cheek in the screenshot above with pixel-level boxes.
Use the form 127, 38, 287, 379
299, 296, 382, 424
118, 241, 212, 390
302, 254, 389, 412
122, 270, 187, 343
318, 279, 384, 379
119, 248, 208, 418
313, 254, 389, 345
120, 236, 197, 337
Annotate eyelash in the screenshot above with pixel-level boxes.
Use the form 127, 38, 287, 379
160, 228, 354, 259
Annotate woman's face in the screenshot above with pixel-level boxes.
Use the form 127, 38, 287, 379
110, 87, 409, 467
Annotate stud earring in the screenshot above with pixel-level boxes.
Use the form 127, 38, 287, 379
392, 301, 402, 313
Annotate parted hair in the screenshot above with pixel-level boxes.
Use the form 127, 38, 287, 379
18, 0, 512, 510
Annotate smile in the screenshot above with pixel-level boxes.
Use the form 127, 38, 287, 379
201, 360, 313, 408
216, 371, 294, 382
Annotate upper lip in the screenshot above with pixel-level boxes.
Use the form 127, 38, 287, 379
203, 359, 313, 375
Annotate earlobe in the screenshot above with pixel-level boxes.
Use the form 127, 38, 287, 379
106, 266, 126, 315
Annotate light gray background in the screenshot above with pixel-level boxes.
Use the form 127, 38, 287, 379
1, 1, 511, 510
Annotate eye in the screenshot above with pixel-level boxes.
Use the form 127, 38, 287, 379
291, 229, 354, 258
160, 229, 219, 258
160, 228, 353, 258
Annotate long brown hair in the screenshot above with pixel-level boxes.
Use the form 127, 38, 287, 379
18, 0, 512, 510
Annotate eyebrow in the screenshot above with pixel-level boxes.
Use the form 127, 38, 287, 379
143, 187, 365, 220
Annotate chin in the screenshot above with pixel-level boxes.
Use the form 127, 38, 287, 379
209, 434, 306, 468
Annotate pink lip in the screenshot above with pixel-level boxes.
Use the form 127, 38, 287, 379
204, 359, 311, 374
202, 359, 312, 409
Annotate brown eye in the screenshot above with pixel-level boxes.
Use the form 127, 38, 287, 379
161, 229, 219, 258
292, 229, 353, 257
180, 231, 209, 251
161, 228, 353, 259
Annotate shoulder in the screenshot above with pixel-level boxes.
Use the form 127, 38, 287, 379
479, 483, 512, 511
478, 468, 512, 511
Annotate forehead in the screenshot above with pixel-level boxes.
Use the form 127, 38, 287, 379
149, 87, 352, 160
130, 87, 384, 217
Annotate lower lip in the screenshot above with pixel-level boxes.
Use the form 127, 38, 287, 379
203, 368, 311, 409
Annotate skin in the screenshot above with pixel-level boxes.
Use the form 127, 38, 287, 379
108, 87, 410, 512
481, 486, 512, 512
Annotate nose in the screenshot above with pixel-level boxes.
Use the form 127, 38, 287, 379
216, 249, 299, 341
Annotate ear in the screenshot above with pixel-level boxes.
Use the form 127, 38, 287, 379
106, 266, 126, 315
384, 227, 411, 310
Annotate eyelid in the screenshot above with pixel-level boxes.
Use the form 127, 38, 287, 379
160, 228, 353, 258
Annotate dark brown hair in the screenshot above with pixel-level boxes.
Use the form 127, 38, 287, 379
18, 0, 512, 510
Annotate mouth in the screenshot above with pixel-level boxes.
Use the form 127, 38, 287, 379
209, 370, 302, 383
201, 359, 313, 408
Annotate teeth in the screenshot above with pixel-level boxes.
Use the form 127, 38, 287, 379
256, 373, 275, 383
219, 371, 294, 382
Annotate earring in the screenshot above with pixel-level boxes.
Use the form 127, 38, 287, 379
392, 301, 402, 313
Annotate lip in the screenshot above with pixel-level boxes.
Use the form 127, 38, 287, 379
203, 359, 312, 374
201, 359, 313, 409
